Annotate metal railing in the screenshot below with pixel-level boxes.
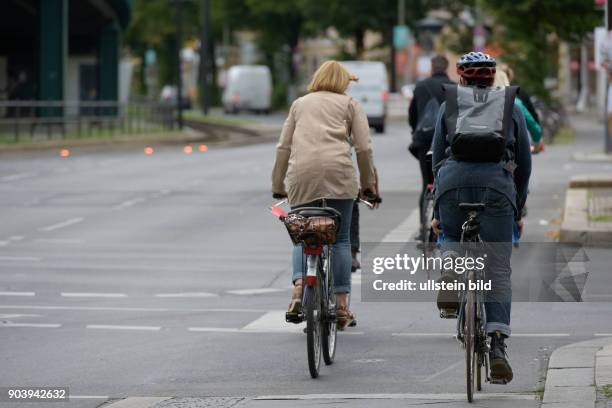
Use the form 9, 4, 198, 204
0, 100, 178, 142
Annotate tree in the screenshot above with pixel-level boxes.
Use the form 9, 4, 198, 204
479, 0, 601, 99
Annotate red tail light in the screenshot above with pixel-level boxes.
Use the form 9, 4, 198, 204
382, 91, 389, 102
232, 92, 240, 102
305, 276, 317, 287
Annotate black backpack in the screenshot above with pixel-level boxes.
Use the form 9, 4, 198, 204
413, 84, 440, 148
444, 84, 518, 163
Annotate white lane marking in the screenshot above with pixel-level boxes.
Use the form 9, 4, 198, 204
102, 397, 171, 407
511, 333, 571, 337
0, 323, 61, 328
0, 305, 267, 313
594, 333, 612, 337
188, 327, 241, 333
0, 314, 40, 318
242, 310, 304, 333
381, 208, 420, 242
254, 393, 535, 401
226, 288, 284, 295
23, 198, 41, 206
1, 172, 34, 182
86, 324, 161, 331
0, 241, 9, 246
61, 292, 127, 298
69, 396, 109, 400
423, 360, 463, 382
155, 292, 218, 298
34, 238, 83, 244
38, 217, 84, 232
0, 256, 40, 262
112, 197, 146, 210
0, 291, 35, 297
8, 236, 25, 241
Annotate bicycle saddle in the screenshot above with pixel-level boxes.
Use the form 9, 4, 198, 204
290, 207, 342, 219
459, 202, 486, 212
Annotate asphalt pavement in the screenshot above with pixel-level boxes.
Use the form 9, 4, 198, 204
1, 116, 611, 408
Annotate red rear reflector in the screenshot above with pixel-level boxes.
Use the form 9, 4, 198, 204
270, 206, 288, 218
305, 276, 317, 286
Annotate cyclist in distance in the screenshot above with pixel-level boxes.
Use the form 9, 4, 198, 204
271, 60, 380, 328
408, 54, 454, 234
431, 52, 532, 383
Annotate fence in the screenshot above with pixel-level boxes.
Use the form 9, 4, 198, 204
0, 100, 177, 142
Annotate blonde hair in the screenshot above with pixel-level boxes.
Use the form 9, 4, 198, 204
307, 60, 358, 94
493, 69, 510, 87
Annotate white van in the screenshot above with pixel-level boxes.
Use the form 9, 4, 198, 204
222, 65, 272, 114
341, 61, 389, 133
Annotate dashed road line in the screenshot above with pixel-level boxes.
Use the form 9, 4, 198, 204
0, 323, 61, 328
39, 217, 84, 232
0, 305, 267, 313
1, 172, 35, 182
86, 324, 161, 331
155, 292, 218, 298
0, 291, 35, 297
61, 292, 127, 298
188, 327, 241, 333
0, 256, 40, 262
112, 197, 146, 210
0, 241, 9, 246
594, 333, 612, 337
226, 288, 284, 295
8, 236, 25, 241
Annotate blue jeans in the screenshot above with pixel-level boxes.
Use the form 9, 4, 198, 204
437, 187, 514, 337
292, 199, 354, 294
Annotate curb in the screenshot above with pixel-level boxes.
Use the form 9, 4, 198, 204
560, 176, 612, 247
542, 337, 612, 407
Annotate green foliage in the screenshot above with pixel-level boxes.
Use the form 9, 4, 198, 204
480, 0, 601, 99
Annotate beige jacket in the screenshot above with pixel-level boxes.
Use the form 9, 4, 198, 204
271, 91, 376, 206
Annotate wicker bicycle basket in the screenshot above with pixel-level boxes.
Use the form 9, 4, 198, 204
282, 213, 338, 247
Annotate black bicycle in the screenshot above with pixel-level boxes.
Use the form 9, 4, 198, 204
420, 151, 437, 249
453, 202, 498, 402
279, 202, 341, 378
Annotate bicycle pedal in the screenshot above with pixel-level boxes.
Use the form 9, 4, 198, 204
285, 312, 304, 324
439, 309, 458, 319
348, 319, 357, 327
489, 378, 508, 385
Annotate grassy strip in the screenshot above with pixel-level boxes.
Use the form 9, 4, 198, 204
589, 214, 612, 222
0, 129, 194, 151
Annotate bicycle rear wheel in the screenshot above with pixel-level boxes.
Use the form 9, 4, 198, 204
305, 278, 322, 378
421, 190, 436, 249
465, 290, 475, 402
321, 254, 337, 365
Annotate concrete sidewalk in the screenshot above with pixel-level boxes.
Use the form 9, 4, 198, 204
541, 337, 612, 407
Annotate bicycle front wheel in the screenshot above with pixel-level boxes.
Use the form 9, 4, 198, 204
465, 290, 475, 402
305, 279, 322, 378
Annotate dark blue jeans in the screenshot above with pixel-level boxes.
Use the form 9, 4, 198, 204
437, 187, 514, 337
291, 199, 354, 294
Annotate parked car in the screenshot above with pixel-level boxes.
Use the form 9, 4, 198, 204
159, 85, 192, 110
341, 61, 389, 133
222, 65, 272, 114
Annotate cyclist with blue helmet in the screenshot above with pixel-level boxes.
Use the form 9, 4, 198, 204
431, 51, 532, 384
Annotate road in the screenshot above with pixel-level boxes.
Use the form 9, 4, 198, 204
0, 117, 611, 408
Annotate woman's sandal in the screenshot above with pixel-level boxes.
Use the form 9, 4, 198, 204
336, 305, 355, 331
287, 281, 303, 317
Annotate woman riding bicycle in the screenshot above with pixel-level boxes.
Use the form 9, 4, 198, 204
271, 60, 379, 329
